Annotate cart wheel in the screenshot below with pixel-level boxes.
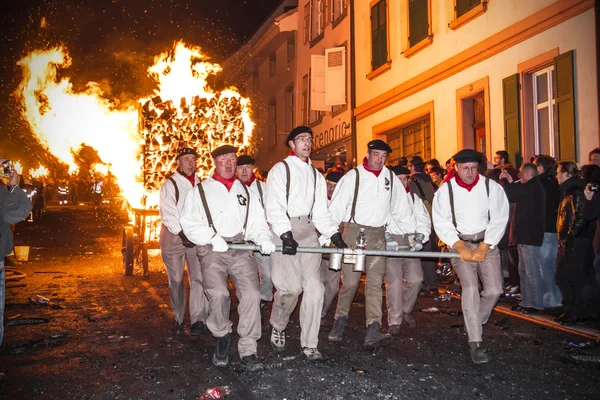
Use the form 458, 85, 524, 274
142, 244, 149, 276
122, 226, 134, 276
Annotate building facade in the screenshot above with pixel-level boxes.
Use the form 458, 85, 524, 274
353, 0, 599, 166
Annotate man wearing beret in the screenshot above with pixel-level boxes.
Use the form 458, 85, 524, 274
159, 147, 208, 337
236, 155, 273, 308
180, 145, 276, 372
432, 149, 509, 364
328, 139, 413, 348
265, 126, 347, 360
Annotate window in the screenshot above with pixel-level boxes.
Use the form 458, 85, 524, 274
333, 0, 347, 24
302, 74, 309, 124
456, 0, 481, 18
268, 99, 277, 148
387, 117, 432, 165
532, 66, 556, 157
449, 0, 487, 30
285, 85, 295, 132
311, 0, 324, 42
371, 0, 388, 71
303, 3, 311, 44
287, 37, 295, 63
408, 0, 429, 48
269, 53, 276, 77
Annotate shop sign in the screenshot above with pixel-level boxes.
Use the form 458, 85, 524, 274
313, 120, 351, 151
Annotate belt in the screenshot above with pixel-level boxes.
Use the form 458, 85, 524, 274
463, 238, 484, 244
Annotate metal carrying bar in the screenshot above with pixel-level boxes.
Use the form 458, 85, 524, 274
226, 243, 460, 259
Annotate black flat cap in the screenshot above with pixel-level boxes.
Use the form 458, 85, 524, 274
176, 147, 198, 160
391, 165, 411, 176
325, 171, 343, 183
409, 155, 424, 167
211, 145, 238, 159
367, 139, 392, 153
237, 155, 255, 166
286, 126, 313, 147
453, 149, 484, 164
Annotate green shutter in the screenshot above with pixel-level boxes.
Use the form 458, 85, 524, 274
503, 74, 522, 167
409, 0, 428, 47
371, 3, 378, 69
553, 50, 576, 161
456, 0, 481, 17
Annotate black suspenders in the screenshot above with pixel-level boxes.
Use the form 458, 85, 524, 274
282, 160, 317, 219
348, 168, 394, 223
196, 181, 250, 235
447, 176, 490, 231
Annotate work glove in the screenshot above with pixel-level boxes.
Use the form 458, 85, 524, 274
280, 231, 298, 255
178, 231, 195, 248
210, 234, 229, 252
330, 232, 348, 249
259, 240, 276, 255
385, 232, 399, 251
409, 233, 425, 252
471, 242, 490, 263
452, 240, 473, 262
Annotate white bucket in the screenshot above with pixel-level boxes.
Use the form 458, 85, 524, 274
14, 246, 30, 262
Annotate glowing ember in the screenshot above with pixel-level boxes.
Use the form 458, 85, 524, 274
13, 161, 23, 174
29, 165, 49, 179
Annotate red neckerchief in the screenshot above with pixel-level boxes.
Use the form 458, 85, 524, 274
178, 170, 195, 187
290, 151, 309, 164
362, 157, 382, 177
454, 173, 480, 192
213, 172, 237, 192
442, 169, 455, 183
243, 174, 256, 187
405, 185, 410, 193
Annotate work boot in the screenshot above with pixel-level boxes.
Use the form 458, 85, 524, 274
403, 313, 416, 328
240, 354, 264, 372
270, 327, 286, 351
190, 321, 208, 336
364, 321, 392, 349
212, 333, 232, 367
302, 347, 323, 361
328, 316, 347, 342
388, 324, 401, 336
469, 341, 489, 364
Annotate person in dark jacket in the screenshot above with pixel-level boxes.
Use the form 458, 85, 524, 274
501, 164, 546, 312
554, 162, 598, 324
532, 155, 562, 309
581, 163, 600, 297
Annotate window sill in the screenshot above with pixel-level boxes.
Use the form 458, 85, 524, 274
448, 2, 487, 31
404, 36, 433, 58
309, 32, 325, 49
331, 104, 348, 118
367, 61, 392, 80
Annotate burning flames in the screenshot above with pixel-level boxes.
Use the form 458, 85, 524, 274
16, 41, 255, 209
29, 165, 49, 179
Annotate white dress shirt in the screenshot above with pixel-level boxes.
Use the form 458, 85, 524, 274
159, 171, 200, 235
387, 191, 430, 240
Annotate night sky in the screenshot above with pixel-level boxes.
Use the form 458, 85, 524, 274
0, 0, 282, 166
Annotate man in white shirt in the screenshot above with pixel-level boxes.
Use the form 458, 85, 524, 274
236, 155, 272, 309
180, 145, 276, 372
328, 140, 413, 349
265, 126, 347, 361
432, 149, 509, 364
385, 165, 430, 335
158, 147, 208, 336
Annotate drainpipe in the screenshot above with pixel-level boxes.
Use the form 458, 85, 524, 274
596, 0, 600, 142
350, 0, 358, 167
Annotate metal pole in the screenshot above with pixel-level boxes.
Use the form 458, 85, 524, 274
227, 243, 460, 259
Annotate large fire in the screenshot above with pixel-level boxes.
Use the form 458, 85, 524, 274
15, 41, 255, 209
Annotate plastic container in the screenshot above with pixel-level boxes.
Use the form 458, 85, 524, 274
14, 246, 30, 262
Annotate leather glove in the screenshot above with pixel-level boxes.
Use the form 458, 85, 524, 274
452, 240, 473, 262
330, 232, 348, 249
178, 231, 195, 248
210, 234, 229, 252
385, 232, 399, 251
280, 231, 298, 255
471, 242, 490, 262
259, 240, 276, 255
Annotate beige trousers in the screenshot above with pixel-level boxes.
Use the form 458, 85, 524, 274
255, 253, 273, 302
159, 225, 207, 325
451, 242, 503, 343
197, 245, 261, 357
385, 235, 423, 326
320, 258, 341, 317
270, 216, 323, 348
334, 223, 387, 326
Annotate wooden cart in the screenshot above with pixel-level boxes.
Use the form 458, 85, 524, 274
121, 208, 160, 276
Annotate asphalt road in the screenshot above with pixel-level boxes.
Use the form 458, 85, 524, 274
1, 205, 600, 399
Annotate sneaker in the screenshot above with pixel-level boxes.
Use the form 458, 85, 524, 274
270, 328, 285, 351
190, 321, 208, 336
403, 313, 416, 328
240, 354, 264, 372
302, 347, 323, 361
509, 285, 520, 295
469, 341, 489, 364
328, 316, 347, 343
388, 324, 401, 336
364, 321, 392, 349
173, 320, 184, 335
212, 333, 232, 367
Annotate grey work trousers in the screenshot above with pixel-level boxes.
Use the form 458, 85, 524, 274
270, 216, 323, 348
334, 222, 387, 327
451, 242, 503, 343
320, 258, 341, 318
385, 235, 423, 326
197, 245, 261, 357
159, 225, 207, 325
255, 253, 273, 302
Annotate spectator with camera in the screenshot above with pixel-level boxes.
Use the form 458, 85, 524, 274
1, 161, 33, 346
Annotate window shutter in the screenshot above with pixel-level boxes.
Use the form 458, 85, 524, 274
502, 74, 522, 167
325, 47, 346, 106
456, 0, 480, 17
310, 55, 328, 111
409, 0, 428, 47
553, 50, 576, 161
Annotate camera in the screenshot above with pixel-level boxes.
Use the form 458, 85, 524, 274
591, 183, 600, 192
0, 159, 12, 176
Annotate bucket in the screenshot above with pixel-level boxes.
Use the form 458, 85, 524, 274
14, 246, 30, 262
329, 253, 343, 271
353, 253, 366, 272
